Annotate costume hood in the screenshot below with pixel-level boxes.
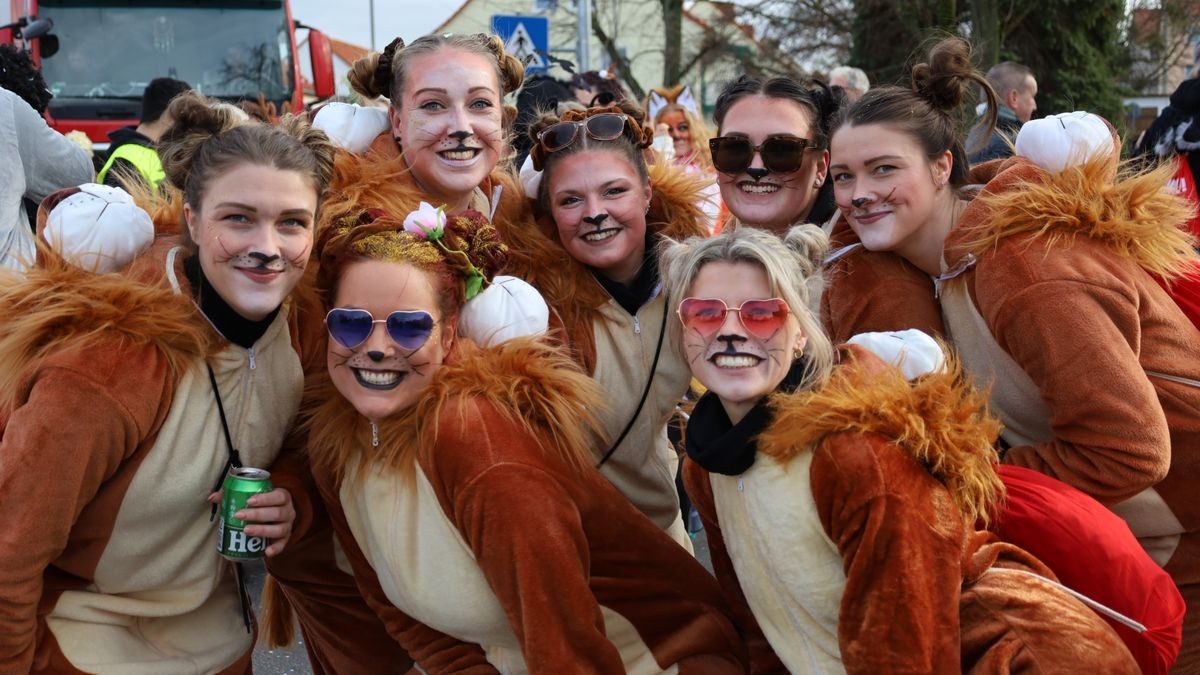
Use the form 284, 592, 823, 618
756, 346, 1004, 525
0, 237, 212, 413
950, 154, 1198, 280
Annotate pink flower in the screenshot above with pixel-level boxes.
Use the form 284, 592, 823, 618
403, 202, 446, 240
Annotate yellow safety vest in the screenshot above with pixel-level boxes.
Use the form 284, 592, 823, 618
97, 143, 166, 191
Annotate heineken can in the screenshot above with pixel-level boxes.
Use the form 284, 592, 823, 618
217, 467, 273, 561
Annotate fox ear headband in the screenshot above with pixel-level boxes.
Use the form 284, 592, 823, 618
647, 84, 700, 122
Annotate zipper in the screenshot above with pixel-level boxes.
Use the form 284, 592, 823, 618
247, 347, 256, 371
737, 475, 744, 492
633, 315, 641, 334
1146, 370, 1200, 388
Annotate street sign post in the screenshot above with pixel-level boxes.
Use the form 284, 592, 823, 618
491, 15, 549, 74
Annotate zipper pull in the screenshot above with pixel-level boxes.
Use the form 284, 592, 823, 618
370, 420, 380, 447
737, 475, 744, 492
633, 315, 641, 334
247, 347, 256, 371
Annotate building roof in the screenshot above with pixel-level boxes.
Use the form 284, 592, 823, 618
330, 37, 370, 67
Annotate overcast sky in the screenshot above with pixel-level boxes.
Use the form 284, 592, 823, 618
5, 1, 455, 47
291, 0, 453, 49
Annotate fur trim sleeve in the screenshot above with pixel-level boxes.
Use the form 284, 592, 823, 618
809, 433, 965, 674
0, 344, 173, 671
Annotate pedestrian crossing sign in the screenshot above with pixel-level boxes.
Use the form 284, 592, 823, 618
491, 15, 549, 74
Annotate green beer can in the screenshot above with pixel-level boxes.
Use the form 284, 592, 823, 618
217, 467, 272, 561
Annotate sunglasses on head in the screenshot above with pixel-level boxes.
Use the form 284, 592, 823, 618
677, 297, 791, 340
537, 112, 631, 154
709, 135, 816, 175
325, 308, 435, 351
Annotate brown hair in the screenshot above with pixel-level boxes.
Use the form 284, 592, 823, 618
713, 75, 840, 151
527, 100, 655, 212
348, 33, 524, 128
315, 209, 508, 325
832, 36, 997, 186
158, 91, 335, 245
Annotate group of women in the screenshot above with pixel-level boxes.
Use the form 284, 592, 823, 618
1, 27, 1198, 675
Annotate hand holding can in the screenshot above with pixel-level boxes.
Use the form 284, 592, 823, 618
217, 468, 295, 559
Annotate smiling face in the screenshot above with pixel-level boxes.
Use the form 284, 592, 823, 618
390, 48, 504, 211
682, 261, 806, 424
660, 109, 692, 159
327, 260, 452, 421
830, 122, 952, 267
717, 95, 829, 233
548, 148, 652, 285
184, 163, 317, 321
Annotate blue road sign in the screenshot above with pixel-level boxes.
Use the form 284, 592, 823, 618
491, 15, 549, 74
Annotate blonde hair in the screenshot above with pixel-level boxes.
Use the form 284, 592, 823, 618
654, 103, 713, 171
659, 225, 833, 389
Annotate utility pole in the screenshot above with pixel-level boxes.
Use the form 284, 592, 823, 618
576, 0, 590, 72
369, 0, 376, 50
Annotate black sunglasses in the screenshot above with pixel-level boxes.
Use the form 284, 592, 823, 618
709, 135, 817, 175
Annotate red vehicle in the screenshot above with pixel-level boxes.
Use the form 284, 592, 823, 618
2, 0, 335, 146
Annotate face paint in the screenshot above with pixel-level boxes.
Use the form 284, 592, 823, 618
681, 261, 806, 423
326, 260, 452, 422
185, 164, 317, 321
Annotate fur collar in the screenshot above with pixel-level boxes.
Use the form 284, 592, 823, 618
0, 239, 213, 412
505, 160, 709, 343
318, 147, 530, 240
949, 155, 1198, 280
756, 347, 1003, 525
307, 337, 606, 482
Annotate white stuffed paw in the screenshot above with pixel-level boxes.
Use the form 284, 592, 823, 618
1015, 111, 1112, 174
846, 329, 946, 380
43, 183, 154, 273
313, 102, 390, 154
458, 276, 550, 347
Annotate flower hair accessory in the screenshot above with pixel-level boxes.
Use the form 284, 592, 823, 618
404, 202, 487, 300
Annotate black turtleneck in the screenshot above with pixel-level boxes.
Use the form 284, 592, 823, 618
592, 235, 659, 316
685, 358, 809, 476
184, 255, 280, 349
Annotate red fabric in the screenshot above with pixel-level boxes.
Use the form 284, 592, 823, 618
1168, 155, 1200, 240
988, 464, 1185, 675
1155, 266, 1200, 331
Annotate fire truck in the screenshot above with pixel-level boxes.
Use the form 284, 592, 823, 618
2, 0, 336, 147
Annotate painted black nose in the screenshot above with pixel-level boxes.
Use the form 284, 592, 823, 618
851, 197, 869, 208
367, 350, 385, 362
449, 130, 472, 141
746, 168, 770, 181
582, 213, 609, 226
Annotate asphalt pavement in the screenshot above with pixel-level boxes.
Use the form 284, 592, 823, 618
246, 531, 713, 673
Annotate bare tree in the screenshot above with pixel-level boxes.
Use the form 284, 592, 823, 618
1122, 0, 1200, 94
738, 0, 855, 76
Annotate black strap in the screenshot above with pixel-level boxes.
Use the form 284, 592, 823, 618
207, 363, 242, 521
597, 293, 669, 467
205, 362, 252, 634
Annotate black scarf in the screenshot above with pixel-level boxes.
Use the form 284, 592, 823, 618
591, 235, 658, 316
185, 255, 280, 349
685, 359, 808, 476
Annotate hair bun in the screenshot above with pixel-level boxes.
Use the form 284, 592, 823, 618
158, 91, 250, 192
783, 224, 830, 278
910, 36, 975, 115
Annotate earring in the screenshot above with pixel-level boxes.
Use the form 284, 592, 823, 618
813, 179, 822, 189
793, 347, 803, 360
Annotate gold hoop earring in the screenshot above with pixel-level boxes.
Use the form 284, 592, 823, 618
793, 347, 803, 360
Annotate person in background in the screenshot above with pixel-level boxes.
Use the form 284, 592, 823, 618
513, 73, 573, 167
647, 84, 721, 231
570, 69, 626, 107
97, 77, 191, 191
966, 61, 1037, 163
0, 45, 94, 272
828, 65, 869, 103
